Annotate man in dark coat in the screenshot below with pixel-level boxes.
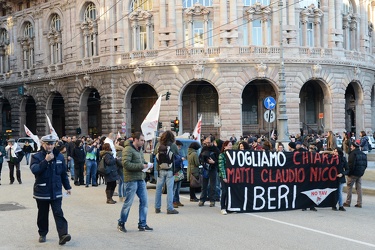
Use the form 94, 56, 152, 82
30, 134, 72, 245
343, 141, 367, 208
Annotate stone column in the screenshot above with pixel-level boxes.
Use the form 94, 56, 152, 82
335, 0, 343, 48
247, 17, 252, 45
132, 22, 138, 50
50, 40, 54, 64
328, 0, 336, 47
160, 0, 166, 29
301, 20, 307, 46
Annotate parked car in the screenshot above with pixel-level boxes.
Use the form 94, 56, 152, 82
17, 137, 36, 152
366, 136, 375, 151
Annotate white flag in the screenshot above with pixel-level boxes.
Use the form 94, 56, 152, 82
141, 95, 162, 141
45, 114, 59, 139
24, 125, 41, 150
192, 114, 202, 141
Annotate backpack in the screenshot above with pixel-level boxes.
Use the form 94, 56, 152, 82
156, 144, 173, 170
97, 157, 108, 175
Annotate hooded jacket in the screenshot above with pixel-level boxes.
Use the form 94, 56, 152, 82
187, 147, 200, 181
30, 147, 71, 200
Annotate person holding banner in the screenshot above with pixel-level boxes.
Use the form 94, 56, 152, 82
332, 148, 348, 211
198, 137, 220, 207
218, 140, 232, 215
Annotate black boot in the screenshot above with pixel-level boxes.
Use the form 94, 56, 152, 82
106, 190, 116, 204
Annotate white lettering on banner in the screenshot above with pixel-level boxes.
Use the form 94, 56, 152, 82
253, 185, 297, 211
227, 185, 297, 212
226, 151, 287, 167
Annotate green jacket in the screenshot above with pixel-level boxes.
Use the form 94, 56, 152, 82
122, 140, 146, 182
218, 152, 227, 179
187, 147, 200, 181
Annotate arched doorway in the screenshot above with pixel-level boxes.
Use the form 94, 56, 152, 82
51, 93, 65, 136
25, 96, 37, 135
182, 81, 219, 138
88, 89, 101, 138
131, 84, 157, 133
1, 98, 11, 140
345, 82, 360, 134
242, 80, 276, 136
299, 81, 324, 135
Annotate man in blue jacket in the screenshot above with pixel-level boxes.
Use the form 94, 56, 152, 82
30, 134, 72, 245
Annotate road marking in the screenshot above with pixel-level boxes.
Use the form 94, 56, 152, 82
248, 214, 375, 248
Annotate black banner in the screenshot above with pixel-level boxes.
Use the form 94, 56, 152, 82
225, 150, 339, 212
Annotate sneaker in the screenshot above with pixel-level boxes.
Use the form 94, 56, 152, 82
221, 209, 227, 215
113, 192, 119, 196
155, 208, 161, 213
332, 206, 338, 211
167, 209, 179, 214
198, 201, 204, 207
209, 202, 215, 207
343, 203, 350, 207
138, 225, 153, 231
310, 207, 317, 211
117, 223, 127, 233
176, 202, 184, 207
59, 234, 71, 245
190, 198, 199, 202
39, 236, 46, 243
354, 204, 362, 208
339, 206, 346, 211
173, 202, 178, 208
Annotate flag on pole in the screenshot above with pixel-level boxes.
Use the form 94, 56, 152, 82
192, 114, 202, 141
45, 114, 59, 139
141, 95, 162, 141
24, 125, 41, 150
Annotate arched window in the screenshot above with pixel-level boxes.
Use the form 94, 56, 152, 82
342, 0, 355, 50
81, 2, 98, 57
184, 3, 213, 47
84, 2, 97, 21
48, 14, 63, 65
51, 14, 61, 31
129, 2, 154, 51
131, 0, 153, 11
20, 21, 34, 70
244, 3, 272, 46
299, 4, 323, 47
0, 28, 10, 73
24, 22, 34, 38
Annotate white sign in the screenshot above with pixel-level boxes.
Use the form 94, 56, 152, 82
264, 110, 275, 123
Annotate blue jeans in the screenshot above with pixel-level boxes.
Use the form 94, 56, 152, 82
118, 180, 148, 227
155, 170, 174, 211
68, 158, 74, 178
173, 181, 181, 203
85, 159, 97, 185
25, 153, 31, 165
338, 182, 344, 207
118, 174, 124, 198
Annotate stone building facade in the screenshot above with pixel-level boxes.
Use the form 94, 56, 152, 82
0, 0, 374, 140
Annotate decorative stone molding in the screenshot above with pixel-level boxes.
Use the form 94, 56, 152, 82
184, 3, 210, 17
312, 63, 322, 78
133, 67, 144, 82
300, 4, 323, 22
83, 74, 92, 87
255, 62, 267, 78
246, 2, 271, 20
129, 8, 153, 21
192, 63, 204, 80
49, 79, 57, 92
354, 67, 361, 79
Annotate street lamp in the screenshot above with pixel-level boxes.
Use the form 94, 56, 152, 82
277, 0, 289, 144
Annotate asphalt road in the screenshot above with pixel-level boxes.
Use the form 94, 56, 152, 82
1, 162, 375, 250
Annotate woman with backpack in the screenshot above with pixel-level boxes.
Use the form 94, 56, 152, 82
100, 143, 120, 204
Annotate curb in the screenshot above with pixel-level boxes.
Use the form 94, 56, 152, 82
343, 187, 375, 196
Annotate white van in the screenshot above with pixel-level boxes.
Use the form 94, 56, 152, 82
17, 137, 36, 152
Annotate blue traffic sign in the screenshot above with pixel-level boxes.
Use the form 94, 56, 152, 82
264, 96, 276, 110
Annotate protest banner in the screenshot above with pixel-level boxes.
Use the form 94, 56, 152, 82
225, 150, 339, 212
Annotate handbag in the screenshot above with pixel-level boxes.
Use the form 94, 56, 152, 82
190, 173, 202, 188
174, 169, 184, 182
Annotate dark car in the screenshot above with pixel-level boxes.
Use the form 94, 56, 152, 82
145, 138, 201, 191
